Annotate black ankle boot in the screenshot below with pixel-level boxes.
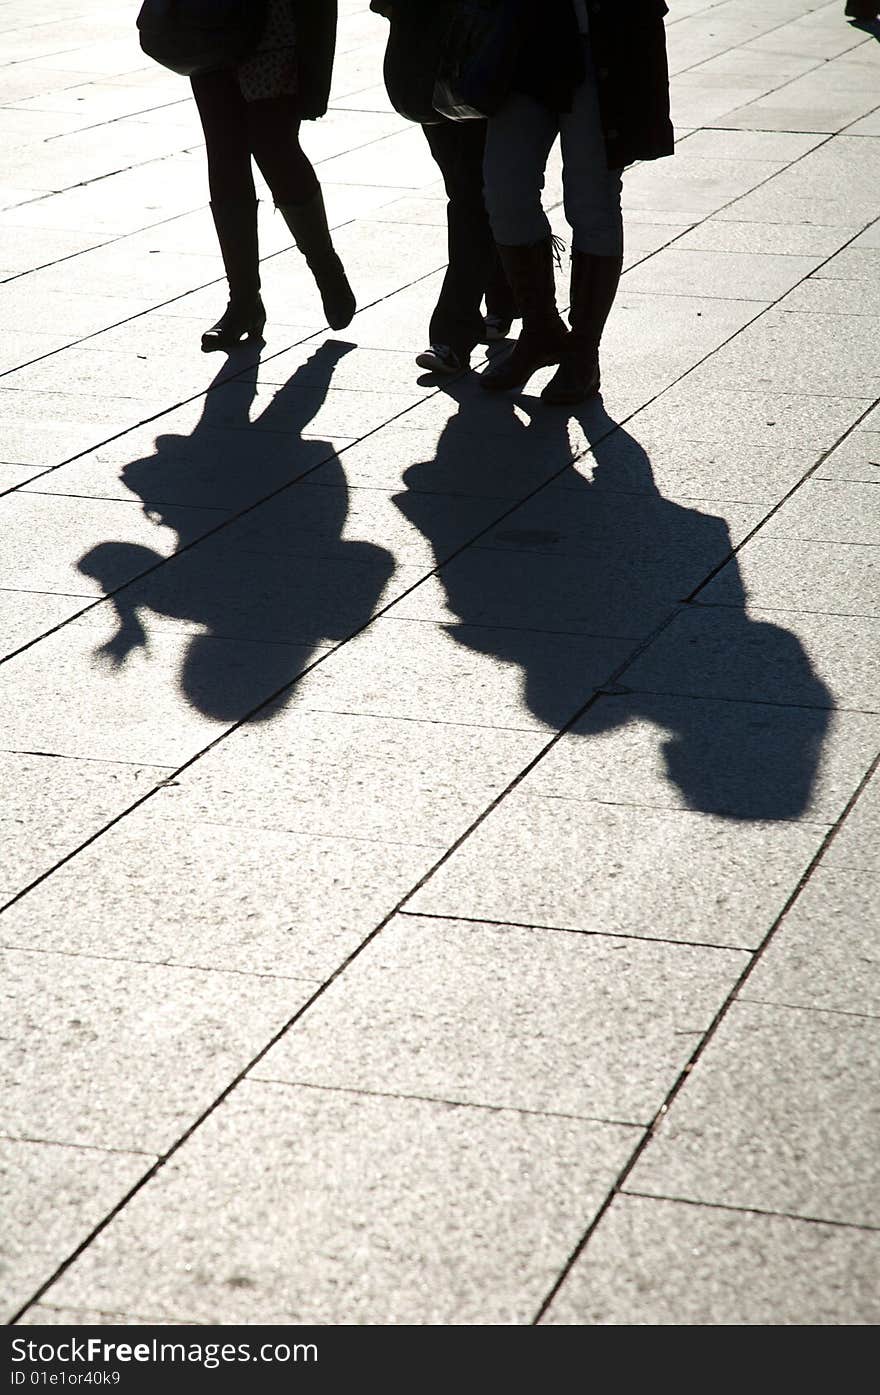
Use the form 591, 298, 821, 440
201, 294, 266, 351
845, 0, 879, 18
541, 250, 623, 406
202, 198, 264, 352
479, 239, 569, 392
277, 189, 356, 331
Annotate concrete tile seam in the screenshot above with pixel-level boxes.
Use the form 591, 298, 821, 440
0, 938, 326, 987
736, 994, 880, 1024
619, 1188, 880, 1235
0, 1131, 156, 1160
394, 908, 757, 954
1, 845, 447, 1323
0, 748, 175, 769
531, 750, 880, 1320
684, 393, 880, 603
245, 1075, 647, 1133
699, 597, 880, 623
611, 673, 876, 717
502, 790, 832, 829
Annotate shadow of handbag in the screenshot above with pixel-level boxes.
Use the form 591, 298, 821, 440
136, 0, 269, 77
432, 0, 528, 121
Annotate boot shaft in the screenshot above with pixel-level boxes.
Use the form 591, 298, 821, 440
209, 198, 260, 302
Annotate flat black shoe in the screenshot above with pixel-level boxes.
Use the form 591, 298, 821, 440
201, 296, 266, 352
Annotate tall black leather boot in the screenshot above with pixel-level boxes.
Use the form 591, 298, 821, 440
277, 189, 356, 331
541, 250, 623, 405
201, 198, 265, 351
479, 238, 569, 392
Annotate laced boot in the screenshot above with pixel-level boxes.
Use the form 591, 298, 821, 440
541, 250, 623, 405
277, 188, 356, 331
201, 198, 265, 351
479, 237, 569, 392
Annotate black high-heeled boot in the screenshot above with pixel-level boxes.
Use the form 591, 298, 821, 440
541, 250, 623, 406
277, 188, 356, 331
201, 198, 265, 352
479, 238, 569, 392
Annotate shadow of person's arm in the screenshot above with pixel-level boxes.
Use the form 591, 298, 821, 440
79, 541, 161, 666
97, 598, 150, 666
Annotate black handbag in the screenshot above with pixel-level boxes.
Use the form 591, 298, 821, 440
432, 0, 527, 121
136, 0, 269, 78
381, 2, 456, 125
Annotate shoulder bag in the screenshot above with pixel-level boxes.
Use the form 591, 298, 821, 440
136, 0, 269, 77
432, 0, 528, 121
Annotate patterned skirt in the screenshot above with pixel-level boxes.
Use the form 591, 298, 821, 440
237, 0, 298, 102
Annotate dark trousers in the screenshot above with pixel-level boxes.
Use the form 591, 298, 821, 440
190, 69, 319, 206
423, 120, 515, 359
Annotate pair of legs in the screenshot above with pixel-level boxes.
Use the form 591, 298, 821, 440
420, 119, 516, 369
481, 41, 624, 402
190, 69, 354, 348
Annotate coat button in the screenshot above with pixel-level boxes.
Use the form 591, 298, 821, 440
597, 66, 609, 79
607, 126, 619, 138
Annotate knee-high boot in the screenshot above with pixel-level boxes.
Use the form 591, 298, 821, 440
479, 238, 569, 392
277, 188, 356, 331
201, 198, 265, 351
541, 250, 622, 405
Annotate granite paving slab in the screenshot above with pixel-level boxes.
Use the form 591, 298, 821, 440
629, 1000, 880, 1227
544, 1194, 880, 1325
702, 537, 880, 618
0, 751, 164, 891
814, 429, 880, 485
292, 616, 631, 733
823, 768, 880, 875
43, 1079, 638, 1324
1, 948, 317, 1153
0, 489, 228, 595
0, 589, 90, 662
408, 791, 825, 950
0, 609, 323, 765
521, 695, 877, 825
256, 913, 748, 1125
742, 866, 880, 1019
0, 1137, 150, 1324
0, 807, 439, 981
149, 709, 544, 848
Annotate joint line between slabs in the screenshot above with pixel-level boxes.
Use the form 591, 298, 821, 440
531, 747, 880, 1324
619, 1188, 880, 1235
396, 909, 754, 955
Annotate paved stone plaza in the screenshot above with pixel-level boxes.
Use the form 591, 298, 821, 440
1, 0, 879, 1326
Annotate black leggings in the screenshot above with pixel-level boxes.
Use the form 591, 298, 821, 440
190, 69, 319, 206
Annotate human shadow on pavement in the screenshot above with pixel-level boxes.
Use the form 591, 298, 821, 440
394, 382, 832, 821
78, 341, 395, 724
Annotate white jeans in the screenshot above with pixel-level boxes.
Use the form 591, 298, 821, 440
483, 42, 624, 256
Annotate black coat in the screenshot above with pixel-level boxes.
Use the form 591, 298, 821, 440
515, 0, 674, 168
290, 0, 337, 118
